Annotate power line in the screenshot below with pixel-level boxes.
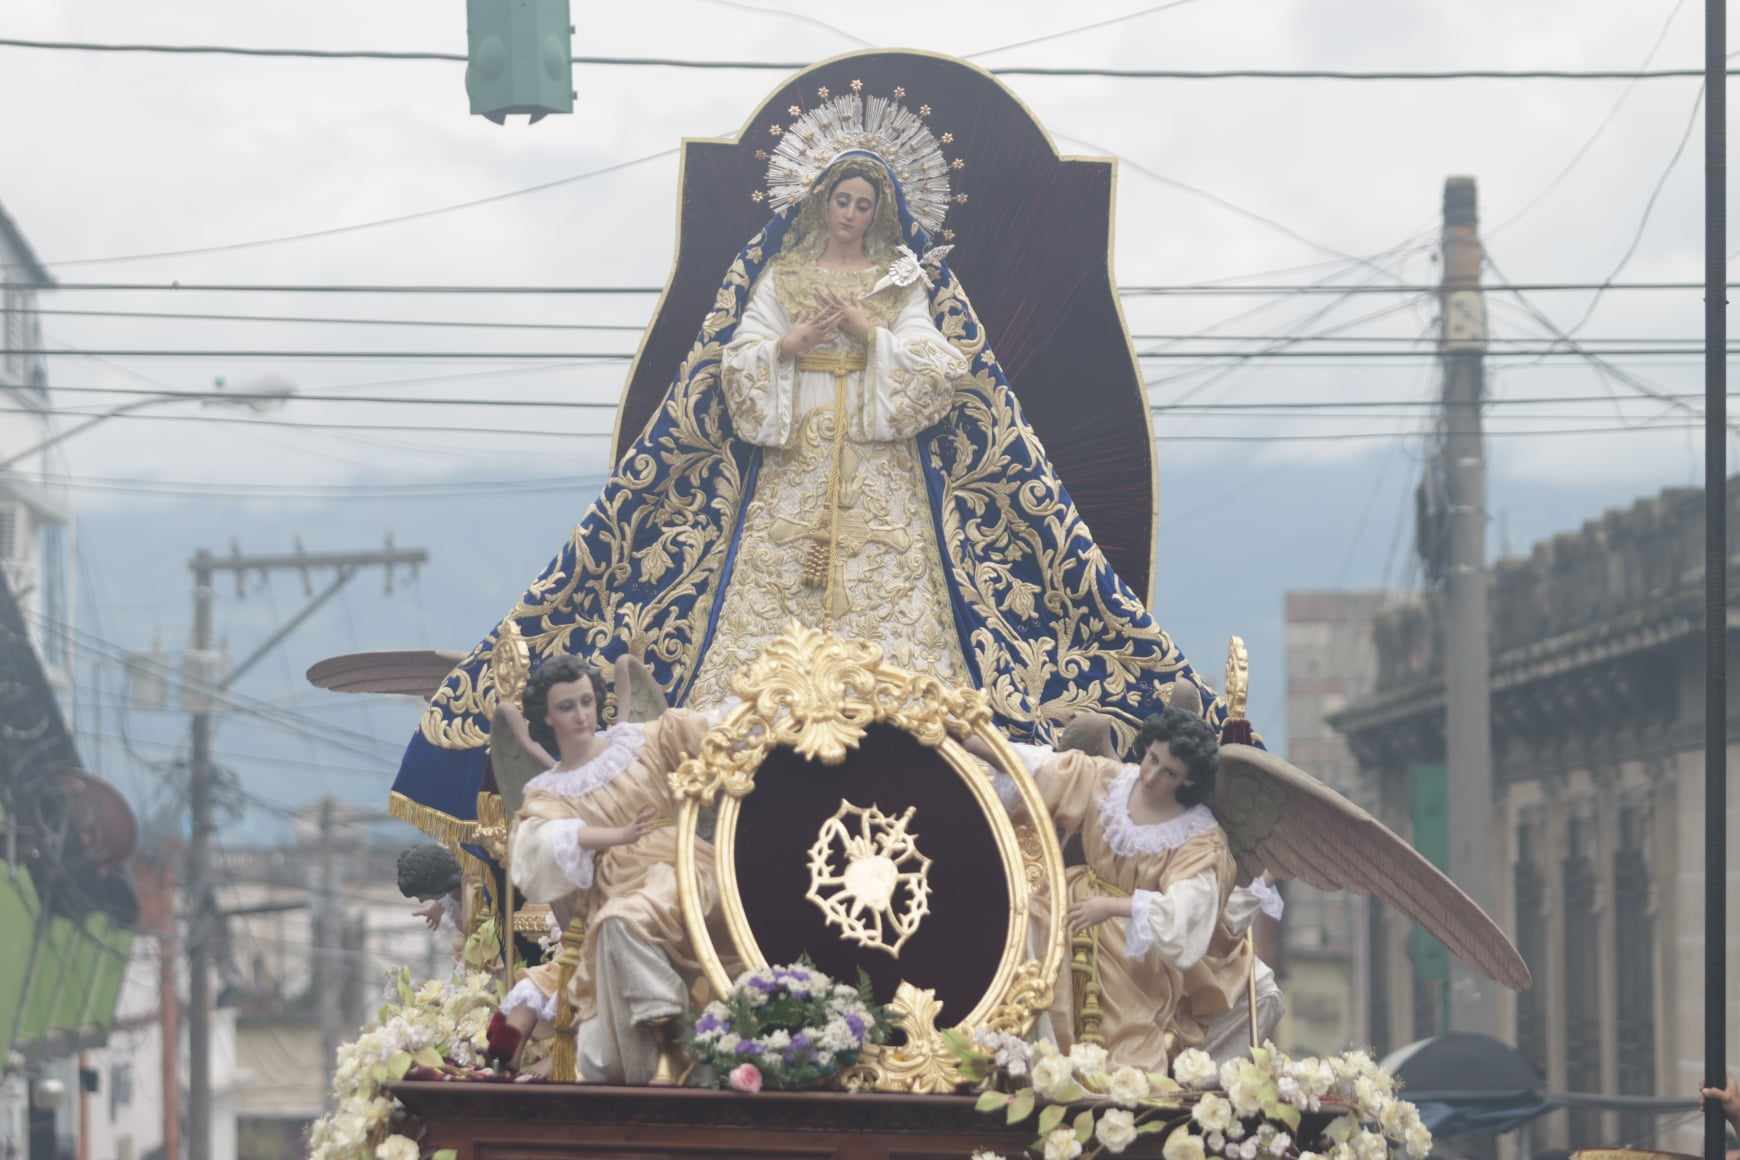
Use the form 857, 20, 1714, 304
0, 398, 1720, 445
34, 307, 651, 332
17, 279, 1731, 296
27, 151, 677, 270
22, 345, 1740, 369
1553, 82, 1706, 341
1488, 0, 1690, 235
0, 38, 1730, 80
964, 0, 1210, 60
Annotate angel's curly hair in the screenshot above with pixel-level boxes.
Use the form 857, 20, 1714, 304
1132, 707, 1220, 807
521, 654, 606, 754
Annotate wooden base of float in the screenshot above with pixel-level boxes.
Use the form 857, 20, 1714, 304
394, 1081, 1150, 1159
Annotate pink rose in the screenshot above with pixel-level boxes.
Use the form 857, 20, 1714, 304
728, 1063, 763, 1093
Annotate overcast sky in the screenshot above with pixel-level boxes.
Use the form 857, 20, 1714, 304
0, 0, 1730, 497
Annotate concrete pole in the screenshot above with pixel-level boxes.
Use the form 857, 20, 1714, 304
186, 551, 214, 1160
1439, 176, 1500, 1036
317, 796, 340, 1112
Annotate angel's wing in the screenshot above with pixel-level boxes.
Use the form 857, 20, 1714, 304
305, 650, 464, 698
613, 654, 669, 724
1215, 743, 1531, 991
489, 707, 549, 819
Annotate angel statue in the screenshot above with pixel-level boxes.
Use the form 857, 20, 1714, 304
481, 654, 732, 1083
397, 88, 1240, 818
972, 678, 1529, 1073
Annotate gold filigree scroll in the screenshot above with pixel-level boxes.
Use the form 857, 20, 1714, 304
672, 623, 1068, 1092
805, 800, 933, 959
1224, 635, 1249, 721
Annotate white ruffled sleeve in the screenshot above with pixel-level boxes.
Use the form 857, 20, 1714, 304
510, 816, 596, 903
719, 272, 800, 447
1126, 871, 1221, 968
1224, 876, 1284, 935
855, 286, 968, 442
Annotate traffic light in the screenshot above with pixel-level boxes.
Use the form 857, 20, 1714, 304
465, 0, 575, 125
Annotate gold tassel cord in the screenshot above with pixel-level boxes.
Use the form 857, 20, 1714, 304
548, 917, 589, 1082
387, 791, 477, 847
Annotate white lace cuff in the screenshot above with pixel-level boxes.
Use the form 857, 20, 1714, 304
1249, 876, 1283, 921
547, 818, 596, 891
501, 977, 558, 1024
1125, 871, 1219, 968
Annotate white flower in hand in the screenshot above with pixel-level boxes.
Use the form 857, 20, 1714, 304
868, 245, 932, 297
1173, 1048, 1219, 1090
1043, 1127, 1085, 1160
1096, 1107, 1139, 1153
1404, 1123, 1433, 1158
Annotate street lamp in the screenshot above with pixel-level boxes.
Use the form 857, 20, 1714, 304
0, 375, 297, 475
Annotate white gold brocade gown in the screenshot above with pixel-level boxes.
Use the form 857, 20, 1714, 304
686, 259, 972, 706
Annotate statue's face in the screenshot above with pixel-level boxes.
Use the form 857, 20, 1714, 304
1137, 739, 1188, 802
543, 676, 599, 752
826, 176, 879, 252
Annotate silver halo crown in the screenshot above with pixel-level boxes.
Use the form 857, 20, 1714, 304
765, 91, 954, 235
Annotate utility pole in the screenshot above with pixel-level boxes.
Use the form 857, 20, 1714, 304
317, 796, 340, 1113
1438, 176, 1499, 1036
184, 541, 426, 1160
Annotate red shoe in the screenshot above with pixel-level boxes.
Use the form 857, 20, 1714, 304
486, 1011, 524, 1069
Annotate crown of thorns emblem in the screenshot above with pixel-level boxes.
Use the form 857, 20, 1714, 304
804, 799, 934, 958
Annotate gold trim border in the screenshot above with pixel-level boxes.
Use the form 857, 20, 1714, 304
672, 623, 1067, 1092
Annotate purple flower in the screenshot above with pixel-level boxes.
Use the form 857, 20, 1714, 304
844, 1013, 866, 1038
696, 1014, 720, 1033
735, 1041, 759, 1055
791, 1032, 812, 1051
747, 977, 777, 994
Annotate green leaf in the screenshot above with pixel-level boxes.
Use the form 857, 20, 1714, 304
387, 1052, 413, 1082
1052, 1080, 1087, 1104
1273, 1103, 1302, 1130
976, 1090, 1011, 1113
1007, 1087, 1036, 1125
1149, 1071, 1183, 1092
1137, 1121, 1168, 1136
431, 1151, 458, 1160
1074, 1109, 1097, 1143
413, 1047, 445, 1070
395, 971, 414, 1007
1037, 1104, 1067, 1136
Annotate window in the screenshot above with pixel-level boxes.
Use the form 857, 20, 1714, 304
109, 1062, 133, 1120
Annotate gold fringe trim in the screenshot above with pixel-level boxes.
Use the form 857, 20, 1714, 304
387, 791, 477, 847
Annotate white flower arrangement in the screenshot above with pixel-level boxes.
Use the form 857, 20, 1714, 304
306, 966, 503, 1160
955, 1039, 1433, 1160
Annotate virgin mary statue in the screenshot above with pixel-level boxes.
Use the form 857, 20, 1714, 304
394, 91, 1228, 821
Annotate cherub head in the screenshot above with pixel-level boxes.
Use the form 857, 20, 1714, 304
522, 654, 607, 759
1131, 707, 1219, 808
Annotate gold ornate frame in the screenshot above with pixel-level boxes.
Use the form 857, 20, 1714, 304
672, 623, 1067, 1092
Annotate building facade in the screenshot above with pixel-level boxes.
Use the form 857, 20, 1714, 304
1279, 590, 1391, 1056
1330, 479, 1740, 1154
0, 200, 70, 704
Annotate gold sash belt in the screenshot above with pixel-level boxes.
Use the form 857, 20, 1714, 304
791, 350, 868, 620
